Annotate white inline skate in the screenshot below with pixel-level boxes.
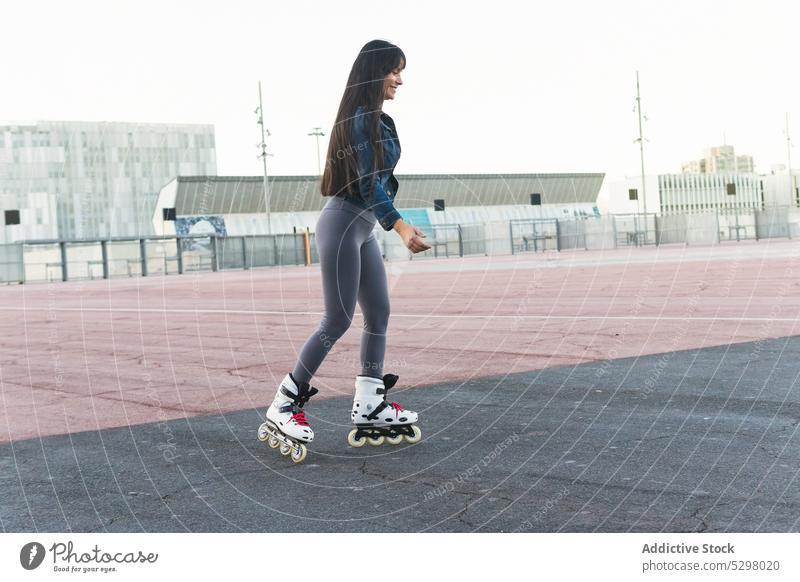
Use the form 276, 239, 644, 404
258, 373, 318, 463
347, 373, 422, 447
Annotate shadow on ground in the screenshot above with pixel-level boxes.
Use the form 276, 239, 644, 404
2, 335, 799, 532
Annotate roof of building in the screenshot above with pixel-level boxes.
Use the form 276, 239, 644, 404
169, 173, 605, 215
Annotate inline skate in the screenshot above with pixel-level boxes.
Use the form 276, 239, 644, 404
258, 373, 318, 463
347, 373, 422, 447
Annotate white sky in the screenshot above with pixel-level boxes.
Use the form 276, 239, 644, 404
2, 0, 798, 182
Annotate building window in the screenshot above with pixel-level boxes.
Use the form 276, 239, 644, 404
4, 209, 21, 225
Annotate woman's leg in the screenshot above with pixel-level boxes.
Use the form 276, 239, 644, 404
291, 210, 365, 384
357, 232, 390, 379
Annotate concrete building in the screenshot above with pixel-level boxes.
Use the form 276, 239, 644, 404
608, 173, 763, 215
761, 169, 800, 207
152, 173, 605, 236
0, 121, 216, 241
681, 145, 754, 174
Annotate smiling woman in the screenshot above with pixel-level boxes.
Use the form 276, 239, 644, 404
257, 39, 427, 463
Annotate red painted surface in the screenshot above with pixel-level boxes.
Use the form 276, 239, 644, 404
1, 239, 798, 443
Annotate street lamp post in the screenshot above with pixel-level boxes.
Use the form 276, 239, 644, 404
787, 113, 794, 206
256, 81, 272, 235
308, 127, 325, 176
634, 71, 648, 245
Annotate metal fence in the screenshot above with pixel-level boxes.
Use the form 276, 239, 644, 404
2, 233, 314, 284
510, 219, 560, 253
3, 207, 799, 284
411, 223, 487, 259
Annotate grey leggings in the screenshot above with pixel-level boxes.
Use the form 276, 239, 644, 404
292, 196, 390, 383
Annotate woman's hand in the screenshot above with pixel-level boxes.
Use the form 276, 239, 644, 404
394, 220, 432, 254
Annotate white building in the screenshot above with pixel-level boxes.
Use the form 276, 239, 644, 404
605, 175, 660, 215
0, 120, 217, 240
152, 173, 605, 236
608, 173, 764, 215
761, 169, 799, 207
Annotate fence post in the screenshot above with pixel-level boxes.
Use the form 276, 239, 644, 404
242, 236, 249, 270
554, 220, 561, 251
457, 225, 464, 257
18, 243, 26, 284
139, 239, 148, 276
176, 237, 184, 274
612, 215, 618, 249
654, 215, 660, 247
293, 227, 300, 265
101, 240, 109, 279
509, 221, 515, 255
59, 241, 68, 282
210, 236, 219, 272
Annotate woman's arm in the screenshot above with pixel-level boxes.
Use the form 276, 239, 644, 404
352, 111, 403, 231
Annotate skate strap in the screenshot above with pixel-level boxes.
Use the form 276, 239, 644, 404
278, 403, 296, 414
381, 373, 399, 392
366, 400, 388, 420
366, 400, 404, 421
280, 383, 319, 407
376, 374, 399, 395
368, 374, 401, 419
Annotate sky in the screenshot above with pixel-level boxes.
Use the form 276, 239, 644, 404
2, 0, 798, 187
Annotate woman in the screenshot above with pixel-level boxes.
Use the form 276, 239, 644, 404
258, 39, 431, 462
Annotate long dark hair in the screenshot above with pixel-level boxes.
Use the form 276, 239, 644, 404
320, 39, 406, 198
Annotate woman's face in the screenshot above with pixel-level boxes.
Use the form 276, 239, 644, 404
383, 66, 403, 100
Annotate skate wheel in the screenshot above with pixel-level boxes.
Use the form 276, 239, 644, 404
386, 434, 404, 445
403, 425, 422, 444
257, 423, 270, 442
347, 428, 365, 448
367, 435, 385, 446
291, 444, 307, 464
279, 443, 292, 456
267, 435, 280, 449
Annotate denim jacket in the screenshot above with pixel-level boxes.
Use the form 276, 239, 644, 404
346, 104, 403, 231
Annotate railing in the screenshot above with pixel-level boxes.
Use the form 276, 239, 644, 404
3, 207, 799, 284
2, 232, 314, 284
510, 218, 560, 253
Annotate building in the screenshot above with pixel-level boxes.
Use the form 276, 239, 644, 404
151, 173, 605, 236
0, 121, 216, 241
681, 145, 754, 174
609, 173, 773, 216
761, 168, 800, 207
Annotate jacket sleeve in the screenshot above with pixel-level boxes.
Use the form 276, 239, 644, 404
352, 111, 403, 231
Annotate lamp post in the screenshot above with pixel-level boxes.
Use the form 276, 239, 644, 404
634, 71, 648, 244
787, 113, 794, 206
308, 127, 325, 176
256, 81, 273, 234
